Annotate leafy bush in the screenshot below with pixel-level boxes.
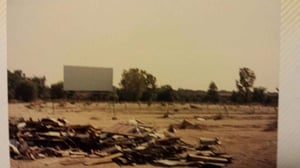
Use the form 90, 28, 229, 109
15, 80, 37, 102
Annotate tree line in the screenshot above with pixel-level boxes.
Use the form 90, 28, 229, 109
7, 67, 278, 105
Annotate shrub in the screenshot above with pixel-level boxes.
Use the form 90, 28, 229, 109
15, 80, 37, 102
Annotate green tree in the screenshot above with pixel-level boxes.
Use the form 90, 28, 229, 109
8, 70, 51, 101
30, 76, 50, 99
176, 89, 205, 102
236, 67, 256, 103
7, 70, 26, 99
157, 85, 178, 102
231, 91, 240, 103
15, 80, 37, 102
50, 82, 65, 99
252, 87, 267, 104
119, 68, 157, 101
205, 81, 219, 103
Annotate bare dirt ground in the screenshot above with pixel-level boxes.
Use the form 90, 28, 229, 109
9, 102, 277, 168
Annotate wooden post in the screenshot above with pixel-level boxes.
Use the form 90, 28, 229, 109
113, 101, 115, 116
167, 102, 169, 113
52, 99, 55, 113
112, 100, 117, 120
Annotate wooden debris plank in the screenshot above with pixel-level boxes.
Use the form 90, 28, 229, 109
187, 154, 229, 163
83, 152, 123, 165
154, 159, 191, 167
69, 151, 87, 156
102, 131, 144, 137
199, 137, 221, 145
203, 162, 226, 168
94, 151, 109, 157
217, 154, 232, 159
217, 154, 233, 162
99, 145, 121, 154
70, 155, 86, 158
180, 119, 195, 128
197, 150, 215, 156
60, 159, 86, 165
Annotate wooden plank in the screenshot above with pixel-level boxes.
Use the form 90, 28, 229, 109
197, 150, 215, 157
199, 137, 221, 145
154, 159, 190, 167
60, 159, 86, 165
187, 154, 229, 163
70, 155, 86, 158
44, 159, 63, 166
204, 162, 226, 168
69, 151, 87, 156
83, 152, 123, 165
103, 131, 144, 137
217, 154, 233, 162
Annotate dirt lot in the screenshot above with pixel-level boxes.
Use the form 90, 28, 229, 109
9, 102, 277, 168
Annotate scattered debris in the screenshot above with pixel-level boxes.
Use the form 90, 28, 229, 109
9, 117, 232, 167
180, 119, 195, 128
163, 113, 170, 118
190, 104, 201, 110
213, 113, 224, 120
168, 125, 177, 133
200, 137, 221, 145
194, 116, 206, 121
90, 116, 99, 120
169, 119, 207, 130
263, 120, 277, 131
83, 153, 122, 165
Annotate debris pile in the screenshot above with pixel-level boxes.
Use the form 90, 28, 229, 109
9, 117, 232, 167
169, 119, 207, 131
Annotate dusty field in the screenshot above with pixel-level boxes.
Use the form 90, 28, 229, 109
9, 101, 277, 168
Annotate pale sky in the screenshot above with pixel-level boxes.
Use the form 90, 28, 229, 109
7, 0, 280, 91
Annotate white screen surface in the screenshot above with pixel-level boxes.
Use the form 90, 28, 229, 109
64, 65, 113, 91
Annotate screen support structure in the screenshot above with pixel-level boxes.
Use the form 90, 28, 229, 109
50, 91, 117, 120
88, 91, 117, 120
62, 65, 115, 118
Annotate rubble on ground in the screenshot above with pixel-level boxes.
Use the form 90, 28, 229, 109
169, 119, 207, 130
9, 117, 232, 167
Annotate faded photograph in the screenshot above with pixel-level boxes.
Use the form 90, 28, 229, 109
8, 1, 279, 168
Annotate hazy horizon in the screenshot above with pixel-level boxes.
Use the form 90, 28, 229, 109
8, 0, 280, 92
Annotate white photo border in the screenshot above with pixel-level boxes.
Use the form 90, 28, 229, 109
1, 0, 300, 168
0, 0, 9, 167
